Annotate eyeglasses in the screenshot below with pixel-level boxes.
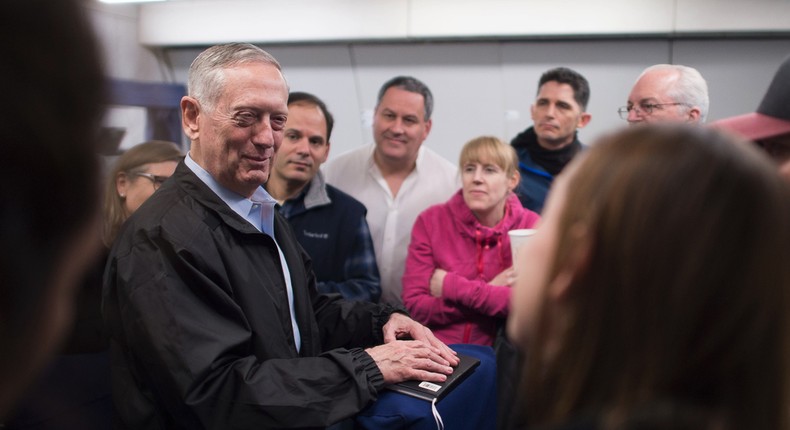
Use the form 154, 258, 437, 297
617, 103, 690, 120
131, 172, 170, 190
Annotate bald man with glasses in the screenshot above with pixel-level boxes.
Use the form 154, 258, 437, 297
619, 64, 709, 125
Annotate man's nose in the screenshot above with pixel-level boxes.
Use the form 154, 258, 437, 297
251, 120, 275, 147
627, 108, 642, 124
294, 137, 310, 154
389, 118, 405, 134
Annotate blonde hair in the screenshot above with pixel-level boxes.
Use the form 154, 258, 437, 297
459, 135, 519, 178
102, 140, 183, 247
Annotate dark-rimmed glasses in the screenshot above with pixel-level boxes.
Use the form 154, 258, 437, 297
131, 172, 170, 190
617, 103, 690, 120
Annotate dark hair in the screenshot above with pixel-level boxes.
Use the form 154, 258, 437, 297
376, 76, 434, 120
0, 0, 106, 415
519, 125, 790, 429
538, 67, 591, 111
288, 91, 335, 142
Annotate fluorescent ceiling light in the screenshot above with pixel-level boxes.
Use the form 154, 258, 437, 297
98, 0, 165, 3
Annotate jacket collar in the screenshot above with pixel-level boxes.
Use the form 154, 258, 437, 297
512, 126, 583, 176
277, 171, 332, 219
173, 161, 261, 235
302, 170, 332, 210
449, 189, 526, 240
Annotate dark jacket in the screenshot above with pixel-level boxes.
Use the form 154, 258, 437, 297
277, 172, 381, 302
510, 127, 583, 213
103, 162, 396, 430
65, 248, 110, 353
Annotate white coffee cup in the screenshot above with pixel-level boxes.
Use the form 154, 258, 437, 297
508, 229, 537, 262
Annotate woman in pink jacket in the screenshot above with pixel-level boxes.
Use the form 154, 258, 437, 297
402, 136, 540, 346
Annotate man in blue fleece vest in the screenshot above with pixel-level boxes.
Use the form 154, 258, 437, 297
266, 92, 381, 302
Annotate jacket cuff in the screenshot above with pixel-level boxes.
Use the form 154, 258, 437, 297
372, 303, 410, 344
442, 272, 461, 304
350, 347, 386, 392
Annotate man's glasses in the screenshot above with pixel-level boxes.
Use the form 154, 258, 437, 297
617, 102, 689, 120
132, 172, 170, 190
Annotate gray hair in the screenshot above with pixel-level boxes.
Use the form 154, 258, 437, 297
639, 64, 710, 122
376, 76, 434, 120
188, 43, 282, 111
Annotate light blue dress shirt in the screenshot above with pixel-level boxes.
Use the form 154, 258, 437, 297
185, 154, 301, 352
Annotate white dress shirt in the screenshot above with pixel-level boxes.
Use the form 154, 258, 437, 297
323, 144, 459, 305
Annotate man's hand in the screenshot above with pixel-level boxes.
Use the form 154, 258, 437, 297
429, 268, 447, 297
382, 312, 459, 366
366, 340, 454, 384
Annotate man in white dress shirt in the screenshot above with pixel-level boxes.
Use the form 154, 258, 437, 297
323, 76, 459, 305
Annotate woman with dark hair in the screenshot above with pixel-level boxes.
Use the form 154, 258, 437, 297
508, 125, 790, 429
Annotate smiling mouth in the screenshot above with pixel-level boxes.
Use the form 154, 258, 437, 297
243, 155, 270, 166
383, 135, 407, 144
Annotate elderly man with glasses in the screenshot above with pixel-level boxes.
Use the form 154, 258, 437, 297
619, 64, 709, 125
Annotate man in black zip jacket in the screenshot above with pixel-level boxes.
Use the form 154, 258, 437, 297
510, 67, 591, 213
500, 67, 591, 429
103, 43, 458, 430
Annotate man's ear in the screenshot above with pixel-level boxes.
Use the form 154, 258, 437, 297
547, 225, 591, 301
181, 96, 201, 141
577, 112, 592, 129
424, 118, 433, 137
687, 106, 702, 123
320, 141, 331, 164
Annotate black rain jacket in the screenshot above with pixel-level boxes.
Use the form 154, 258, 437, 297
103, 162, 396, 429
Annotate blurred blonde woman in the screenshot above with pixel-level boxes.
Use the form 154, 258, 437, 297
103, 140, 183, 247
402, 136, 540, 346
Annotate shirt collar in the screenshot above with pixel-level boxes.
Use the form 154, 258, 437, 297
366, 144, 427, 175
184, 153, 277, 233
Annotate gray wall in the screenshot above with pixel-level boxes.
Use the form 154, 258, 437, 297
85, 4, 790, 163
164, 39, 790, 164
88, 3, 170, 151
